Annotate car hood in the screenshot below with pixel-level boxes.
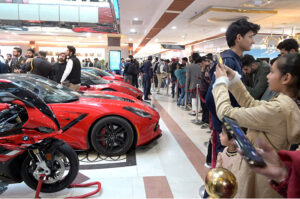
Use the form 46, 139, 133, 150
79, 91, 158, 116
111, 81, 143, 94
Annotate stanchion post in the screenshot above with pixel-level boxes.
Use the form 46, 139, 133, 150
191, 84, 202, 125
183, 75, 190, 111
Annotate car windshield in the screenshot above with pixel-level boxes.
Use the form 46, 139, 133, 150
82, 72, 110, 85
82, 67, 113, 77
1, 75, 79, 103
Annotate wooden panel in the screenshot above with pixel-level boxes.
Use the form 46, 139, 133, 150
153, 12, 179, 29
107, 36, 120, 47
146, 28, 161, 38
167, 0, 195, 11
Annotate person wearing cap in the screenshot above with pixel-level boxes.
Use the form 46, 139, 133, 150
140, 56, 153, 100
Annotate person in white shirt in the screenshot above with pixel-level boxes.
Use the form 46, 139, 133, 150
60, 46, 81, 91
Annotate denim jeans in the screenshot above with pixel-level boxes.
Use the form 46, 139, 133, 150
177, 87, 185, 106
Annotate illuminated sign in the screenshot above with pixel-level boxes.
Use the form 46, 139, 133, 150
112, 0, 119, 19
109, 50, 121, 70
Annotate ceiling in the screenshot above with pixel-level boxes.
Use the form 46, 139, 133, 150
119, 0, 300, 57
1, 0, 300, 56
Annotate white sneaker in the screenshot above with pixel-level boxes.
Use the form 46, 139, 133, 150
204, 162, 212, 169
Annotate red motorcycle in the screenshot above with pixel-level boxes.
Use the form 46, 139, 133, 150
0, 88, 79, 193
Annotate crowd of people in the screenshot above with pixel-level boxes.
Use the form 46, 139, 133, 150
0, 17, 299, 198
127, 18, 299, 198
0, 46, 82, 91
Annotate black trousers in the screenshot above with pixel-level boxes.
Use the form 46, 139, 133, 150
132, 74, 138, 88
143, 75, 151, 99
200, 91, 209, 124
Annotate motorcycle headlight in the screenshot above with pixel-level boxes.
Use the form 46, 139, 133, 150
123, 106, 152, 118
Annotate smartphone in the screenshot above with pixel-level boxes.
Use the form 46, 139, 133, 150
216, 53, 223, 66
222, 116, 266, 167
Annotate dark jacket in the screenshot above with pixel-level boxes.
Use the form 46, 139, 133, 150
22, 57, 53, 78
67, 55, 81, 84
245, 61, 270, 99
140, 61, 153, 78
0, 62, 9, 74
205, 49, 242, 132
133, 60, 140, 75
51, 62, 67, 83
124, 62, 134, 75
199, 65, 210, 92
11, 56, 26, 72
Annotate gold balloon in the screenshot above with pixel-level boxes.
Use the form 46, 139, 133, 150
205, 168, 237, 198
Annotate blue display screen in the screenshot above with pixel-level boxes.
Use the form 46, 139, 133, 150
112, 0, 119, 20
109, 50, 121, 70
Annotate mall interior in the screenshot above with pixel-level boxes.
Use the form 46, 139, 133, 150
0, 0, 299, 198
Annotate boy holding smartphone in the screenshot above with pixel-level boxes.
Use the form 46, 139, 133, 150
205, 19, 260, 165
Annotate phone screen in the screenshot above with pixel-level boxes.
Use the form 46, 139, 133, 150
222, 116, 266, 167
216, 53, 223, 66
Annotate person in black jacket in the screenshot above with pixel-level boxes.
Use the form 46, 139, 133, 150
0, 62, 9, 74
11, 47, 26, 73
21, 51, 53, 78
123, 58, 133, 85
51, 53, 67, 83
60, 46, 81, 91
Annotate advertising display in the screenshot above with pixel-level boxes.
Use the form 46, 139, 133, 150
109, 50, 121, 70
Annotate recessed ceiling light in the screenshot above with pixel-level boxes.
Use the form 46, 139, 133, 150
130, 28, 136, 33
133, 17, 139, 21
98, 36, 102, 39
155, 38, 159, 42
171, 26, 177, 30
129, 38, 133, 41
220, 28, 226, 32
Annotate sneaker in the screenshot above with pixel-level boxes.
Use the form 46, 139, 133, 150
189, 112, 196, 116
204, 162, 212, 169
144, 98, 151, 101
204, 141, 209, 147
201, 123, 209, 129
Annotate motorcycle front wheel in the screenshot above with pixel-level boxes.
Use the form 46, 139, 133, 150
21, 143, 79, 193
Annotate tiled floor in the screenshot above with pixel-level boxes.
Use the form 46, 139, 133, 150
2, 88, 211, 198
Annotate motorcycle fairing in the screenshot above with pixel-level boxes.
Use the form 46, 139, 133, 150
0, 80, 60, 131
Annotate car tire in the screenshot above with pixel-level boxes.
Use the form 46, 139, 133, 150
91, 116, 134, 156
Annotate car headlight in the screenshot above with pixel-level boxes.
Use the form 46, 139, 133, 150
123, 106, 152, 118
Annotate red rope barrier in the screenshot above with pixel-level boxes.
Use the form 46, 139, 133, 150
211, 129, 217, 168
197, 88, 206, 103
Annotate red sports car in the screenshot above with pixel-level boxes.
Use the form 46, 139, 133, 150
82, 67, 124, 82
0, 74, 161, 156
80, 71, 143, 100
